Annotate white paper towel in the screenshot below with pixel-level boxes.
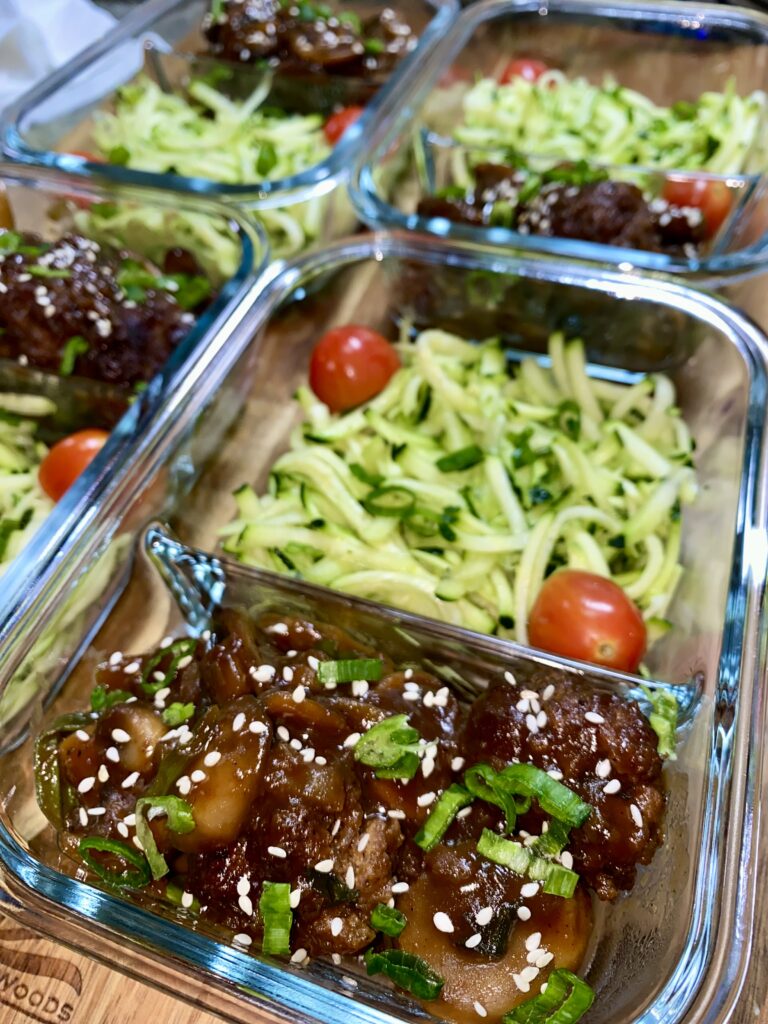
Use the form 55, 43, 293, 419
0, 0, 116, 113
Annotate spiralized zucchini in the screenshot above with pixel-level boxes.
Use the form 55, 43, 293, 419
0, 395, 55, 574
454, 73, 766, 174
92, 75, 332, 258
221, 331, 697, 642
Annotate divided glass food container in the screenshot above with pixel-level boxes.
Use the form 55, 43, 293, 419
0, 233, 766, 1024
0, 0, 457, 258
351, 0, 768, 279
0, 161, 265, 691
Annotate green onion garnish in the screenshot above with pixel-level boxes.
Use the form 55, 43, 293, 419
353, 714, 422, 779
465, 763, 591, 829
162, 702, 196, 726
27, 265, 72, 279
135, 796, 195, 880
641, 685, 678, 760
464, 763, 525, 832
90, 685, 134, 712
364, 949, 444, 1000
436, 445, 484, 473
59, 335, 89, 376
316, 658, 383, 686
0, 231, 21, 253
35, 713, 96, 830
141, 638, 197, 696
502, 968, 595, 1024
370, 903, 407, 937
79, 836, 151, 889
414, 784, 473, 851
529, 817, 571, 859
363, 38, 386, 54
477, 829, 579, 899
260, 881, 292, 955
362, 485, 416, 517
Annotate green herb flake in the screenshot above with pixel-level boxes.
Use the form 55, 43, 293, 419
59, 336, 89, 376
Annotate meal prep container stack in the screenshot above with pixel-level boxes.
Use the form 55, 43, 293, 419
0, 162, 265, 693
0, 234, 767, 1024
351, 0, 768, 282
0, 0, 457, 260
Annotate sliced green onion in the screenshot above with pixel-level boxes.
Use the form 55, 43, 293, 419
135, 796, 195, 880
502, 968, 595, 1024
27, 265, 72, 279
495, 764, 591, 828
141, 638, 197, 696
436, 445, 484, 472
59, 336, 88, 376
162, 702, 196, 726
353, 714, 422, 779
642, 686, 678, 760
464, 763, 524, 832
370, 903, 407, 937
362, 485, 416, 517
260, 881, 292, 955
414, 784, 473, 851
316, 658, 383, 686
90, 685, 134, 712
530, 818, 571, 859
364, 949, 444, 1000
477, 829, 579, 898
529, 859, 579, 899
79, 836, 151, 889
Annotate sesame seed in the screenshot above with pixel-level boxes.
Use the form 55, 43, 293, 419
422, 756, 436, 778
314, 859, 334, 873
516, 698, 530, 713
78, 777, 95, 794
525, 931, 542, 952
521, 882, 540, 898
283, 667, 294, 683
154, 687, 171, 703
433, 912, 454, 933
465, 933, 482, 949
595, 759, 612, 779
547, 768, 564, 781
521, 966, 540, 984
404, 668, 414, 680
344, 733, 361, 748
190, 769, 207, 783
630, 803, 643, 828
249, 720, 268, 734
451, 757, 465, 771
277, 726, 290, 742
331, 819, 341, 837
292, 685, 306, 703
251, 665, 276, 683
560, 851, 574, 870
457, 806, 473, 819
109, 651, 123, 666
536, 710, 547, 728
417, 791, 436, 807
97, 765, 109, 783
290, 948, 307, 964
585, 711, 605, 725
357, 834, 369, 853
233, 933, 252, 947
513, 974, 531, 993
342, 976, 357, 988
238, 895, 253, 916
352, 680, 370, 698
267, 622, 289, 635
233, 713, 246, 732
268, 846, 287, 858
78, 808, 89, 826
132, 836, 144, 851
387, 809, 406, 820
402, 691, 419, 702
331, 953, 341, 965
542, 684, 555, 701
530, 698, 541, 715
123, 662, 140, 675
76, 729, 90, 742
301, 747, 315, 762
177, 776, 191, 795
159, 637, 173, 648
289, 888, 301, 908
203, 751, 222, 768
330, 917, 343, 937
391, 882, 409, 894
117, 822, 129, 838
237, 877, 251, 897
345, 866, 355, 889
525, 714, 539, 734
535, 950, 554, 968
122, 772, 140, 788
315, 756, 327, 766
111, 728, 131, 744
124, 814, 136, 826
517, 905, 532, 921
181, 891, 195, 909
504, 671, 517, 686
603, 778, 621, 795
475, 906, 493, 927
286, 649, 297, 658
460, 882, 478, 893
307, 656, 319, 670
474, 1002, 488, 1018
521, 689, 538, 700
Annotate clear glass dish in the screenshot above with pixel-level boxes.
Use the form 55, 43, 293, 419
1, 0, 457, 257
0, 161, 265, 694
350, 0, 768, 280
0, 233, 765, 1024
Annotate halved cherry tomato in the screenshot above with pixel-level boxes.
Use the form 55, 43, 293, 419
662, 176, 732, 238
528, 569, 647, 672
309, 325, 400, 413
39, 429, 109, 502
324, 106, 365, 145
499, 58, 550, 85
67, 150, 104, 163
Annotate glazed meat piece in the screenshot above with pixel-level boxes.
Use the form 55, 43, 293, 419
39, 609, 672, 1023
0, 230, 209, 388
204, 0, 417, 79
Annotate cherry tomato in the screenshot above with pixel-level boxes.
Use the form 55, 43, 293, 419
662, 176, 732, 238
309, 325, 400, 413
39, 429, 109, 502
499, 58, 550, 85
324, 106, 365, 145
67, 150, 104, 163
528, 569, 647, 672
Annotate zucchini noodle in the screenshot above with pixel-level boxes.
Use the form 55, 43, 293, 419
221, 331, 697, 642
454, 74, 766, 174
92, 75, 333, 258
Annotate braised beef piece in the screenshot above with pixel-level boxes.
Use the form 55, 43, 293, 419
204, 0, 417, 79
0, 231, 206, 388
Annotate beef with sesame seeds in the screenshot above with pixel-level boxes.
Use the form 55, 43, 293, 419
0, 229, 210, 388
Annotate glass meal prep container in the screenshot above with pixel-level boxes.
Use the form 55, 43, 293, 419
1, 0, 457, 259
0, 160, 265, 728
351, 0, 768, 281
0, 233, 766, 1024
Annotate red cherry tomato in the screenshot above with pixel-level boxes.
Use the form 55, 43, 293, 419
324, 106, 365, 145
662, 176, 732, 238
499, 58, 550, 85
528, 569, 647, 672
67, 149, 104, 162
309, 325, 400, 413
39, 429, 109, 502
